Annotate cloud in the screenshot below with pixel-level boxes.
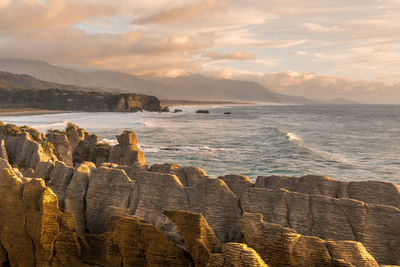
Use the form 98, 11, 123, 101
132, 0, 228, 24
252, 71, 400, 104
204, 51, 255, 61
302, 23, 343, 32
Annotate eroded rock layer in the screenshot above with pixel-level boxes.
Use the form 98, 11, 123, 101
0, 122, 399, 266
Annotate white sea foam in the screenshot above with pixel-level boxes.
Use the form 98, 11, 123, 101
287, 132, 303, 142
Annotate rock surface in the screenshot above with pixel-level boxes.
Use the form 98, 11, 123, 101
256, 174, 400, 208
241, 187, 400, 265
1, 124, 399, 266
241, 213, 378, 267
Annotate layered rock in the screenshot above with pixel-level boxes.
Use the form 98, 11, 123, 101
241, 213, 378, 267
105, 215, 192, 266
0, 159, 83, 267
109, 130, 146, 166
241, 187, 400, 265
46, 130, 73, 167
1, 124, 399, 266
0, 124, 57, 178
256, 174, 400, 208
0, 87, 162, 112
165, 210, 266, 267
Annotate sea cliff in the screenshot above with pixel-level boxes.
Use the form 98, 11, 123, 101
0, 122, 399, 266
0, 87, 162, 112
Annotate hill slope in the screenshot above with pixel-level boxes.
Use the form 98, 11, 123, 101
0, 58, 311, 104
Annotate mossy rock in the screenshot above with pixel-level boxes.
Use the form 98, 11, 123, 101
0, 124, 23, 136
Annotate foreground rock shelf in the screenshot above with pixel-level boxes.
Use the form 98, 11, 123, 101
0, 122, 399, 266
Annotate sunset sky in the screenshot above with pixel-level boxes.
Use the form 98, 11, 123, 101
1, 0, 400, 103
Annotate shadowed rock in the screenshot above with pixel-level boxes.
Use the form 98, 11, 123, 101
105, 215, 192, 266
164, 210, 222, 265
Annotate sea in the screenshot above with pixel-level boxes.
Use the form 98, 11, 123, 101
1, 104, 400, 185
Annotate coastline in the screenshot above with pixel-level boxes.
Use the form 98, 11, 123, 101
0, 109, 73, 117
160, 99, 252, 107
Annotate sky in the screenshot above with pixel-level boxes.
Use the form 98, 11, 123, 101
0, 0, 400, 103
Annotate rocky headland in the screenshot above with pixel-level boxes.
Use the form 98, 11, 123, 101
0, 87, 162, 112
0, 121, 399, 266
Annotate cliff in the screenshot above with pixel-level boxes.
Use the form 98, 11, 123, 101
0, 122, 399, 266
0, 87, 162, 112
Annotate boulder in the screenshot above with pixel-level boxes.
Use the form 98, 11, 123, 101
196, 110, 210, 114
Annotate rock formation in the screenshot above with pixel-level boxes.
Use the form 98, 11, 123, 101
0, 123, 399, 266
0, 86, 162, 112
240, 213, 378, 267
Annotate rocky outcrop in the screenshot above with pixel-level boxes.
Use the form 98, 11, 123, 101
0, 87, 162, 112
0, 124, 57, 178
165, 210, 266, 267
109, 130, 146, 166
0, 159, 83, 267
219, 174, 253, 198
105, 215, 192, 266
241, 187, 400, 265
256, 174, 400, 208
46, 130, 73, 167
164, 210, 222, 265
241, 213, 378, 267
2, 124, 400, 266
0, 139, 7, 161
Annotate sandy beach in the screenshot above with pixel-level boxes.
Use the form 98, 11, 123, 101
0, 109, 72, 117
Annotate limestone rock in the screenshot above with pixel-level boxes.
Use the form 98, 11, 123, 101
240, 213, 378, 267
150, 163, 209, 186
241, 188, 400, 265
0, 139, 8, 161
66, 123, 85, 151
164, 210, 222, 266
219, 243, 267, 267
219, 174, 253, 198
46, 130, 73, 167
105, 215, 192, 266
48, 161, 74, 210
65, 162, 96, 235
85, 166, 134, 234
0, 164, 83, 267
109, 130, 146, 166
256, 175, 400, 208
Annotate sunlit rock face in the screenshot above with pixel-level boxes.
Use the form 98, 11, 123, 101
0, 123, 399, 266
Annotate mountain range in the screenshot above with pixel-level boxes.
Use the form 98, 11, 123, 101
0, 58, 312, 104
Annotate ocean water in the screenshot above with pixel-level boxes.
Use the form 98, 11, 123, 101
1, 104, 400, 185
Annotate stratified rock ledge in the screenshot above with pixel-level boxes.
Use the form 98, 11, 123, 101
0, 122, 399, 267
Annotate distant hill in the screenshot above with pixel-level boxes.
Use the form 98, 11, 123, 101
0, 58, 312, 104
0, 71, 95, 92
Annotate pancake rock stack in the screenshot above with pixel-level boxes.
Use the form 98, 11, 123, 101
0, 121, 399, 266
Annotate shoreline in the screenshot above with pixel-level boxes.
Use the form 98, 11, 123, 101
160, 99, 252, 107
0, 109, 73, 117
